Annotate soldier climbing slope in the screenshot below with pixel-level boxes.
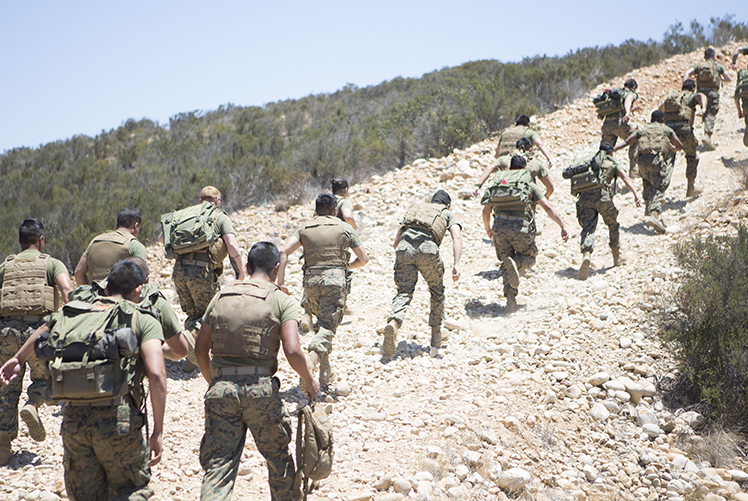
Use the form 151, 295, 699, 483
594, 78, 640, 177
684, 47, 732, 150
495, 115, 553, 168
475, 137, 554, 199
732, 47, 748, 147
0, 219, 73, 464
381, 190, 462, 358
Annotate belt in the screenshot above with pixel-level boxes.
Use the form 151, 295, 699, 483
67, 395, 129, 407
179, 259, 211, 268
497, 215, 525, 222
305, 268, 345, 276
211, 366, 273, 378
666, 122, 688, 127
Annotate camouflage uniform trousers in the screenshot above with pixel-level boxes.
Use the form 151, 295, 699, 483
172, 260, 220, 330
303, 271, 345, 357
576, 192, 620, 254
669, 124, 699, 180
387, 234, 445, 329
637, 152, 675, 215
0, 317, 47, 443
491, 219, 537, 298
701, 89, 720, 135
601, 116, 637, 171
200, 375, 298, 501
300, 270, 352, 314
742, 97, 748, 147
62, 402, 152, 501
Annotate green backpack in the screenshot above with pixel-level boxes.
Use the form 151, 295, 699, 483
481, 169, 534, 211
736, 69, 748, 99
34, 300, 140, 403
564, 155, 610, 196
593, 88, 624, 118
160, 201, 224, 259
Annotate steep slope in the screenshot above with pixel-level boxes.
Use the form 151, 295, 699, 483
4, 44, 748, 501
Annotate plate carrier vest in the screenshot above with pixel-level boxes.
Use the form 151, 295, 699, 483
496, 126, 531, 158
402, 203, 449, 246
300, 217, 350, 269
87, 230, 135, 282
662, 91, 694, 125
0, 253, 56, 317
637, 123, 671, 156
695, 60, 721, 91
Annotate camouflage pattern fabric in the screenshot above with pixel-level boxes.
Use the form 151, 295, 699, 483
576, 194, 620, 253
601, 117, 637, 170
637, 152, 675, 214
303, 273, 345, 356
702, 90, 720, 135
670, 124, 699, 180
62, 403, 152, 501
200, 375, 299, 501
491, 220, 538, 297
387, 233, 445, 329
172, 262, 219, 331
742, 98, 748, 147
0, 318, 46, 442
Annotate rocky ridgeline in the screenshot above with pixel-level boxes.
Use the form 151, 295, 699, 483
4, 44, 748, 501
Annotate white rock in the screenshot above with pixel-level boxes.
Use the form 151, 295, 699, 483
447, 485, 470, 498
535, 344, 551, 355
672, 454, 689, 469
427, 446, 443, 458
587, 372, 610, 386
590, 403, 610, 421
502, 416, 520, 429
393, 478, 412, 494
415, 471, 434, 482
637, 410, 658, 426
542, 390, 558, 404
335, 382, 352, 396
564, 384, 582, 399
444, 318, 467, 330
582, 464, 599, 482
642, 423, 661, 437
464, 451, 482, 466
455, 464, 470, 480
603, 380, 625, 392
417, 481, 433, 496
680, 411, 704, 428
498, 468, 531, 491
619, 337, 632, 349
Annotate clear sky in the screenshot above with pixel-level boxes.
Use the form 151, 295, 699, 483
1, 1, 746, 153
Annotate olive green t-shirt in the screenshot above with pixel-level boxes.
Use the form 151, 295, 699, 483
203, 279, 298, 369
0, 249, 68, 287
214, 213, 234, 237
336, 197, 353, 223
401, 207, 461, 242
496, 155, 549, 181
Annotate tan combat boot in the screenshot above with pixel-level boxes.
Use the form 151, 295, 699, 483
646, 211, 667, 234
611, 248, 626, 267
506, 294, 518, 314
382, 320, 398, 358
319, 355, 334, 388
430, 326, 442, 349
0, 440, 10, 465
702, 134, 715, 151
686, 178, 702, 197
20, 394, 46, 442
299, 351, 321, 393
299, 312, 313, 333
503, 257, 520, 288
578, 251, 592, 280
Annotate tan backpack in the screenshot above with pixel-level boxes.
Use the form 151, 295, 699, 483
662, 91, 694, 124
296, 404, 334, 499
695, 61, 721, 90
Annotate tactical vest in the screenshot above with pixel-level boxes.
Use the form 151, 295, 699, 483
736, 69, 748, 99
86, 230, 135, 282
662, 91, 694, 125
694, 60, 721, 90
566, 154, 617, 196
161, 202, 227, 266
299, 217, 350, 269
497, 126, 531, 157
481, 169, 534, 212
637, 123, 671, 156
0, 253, 57, 317
34, 300, 142, 404
402, 203, 449, 246
209, 281, 281, 362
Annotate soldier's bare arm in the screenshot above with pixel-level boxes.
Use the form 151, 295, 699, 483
162, 332, 189, 361
449, 226, 462, 282
618, 171, 642, 207
684, 67, 696, 82
392, 227, 403, 248
537, 198, 569, 242
348, 246, 369, 270
482, 206, 492, 239
696, 93, 707, 116
669, 132, 683, 151
539, 176, 554, 199
622, 94, 636, 124
280, 319, 319, 398
222, 233, 245, 281
277, 237, 302, 292
533, 138, 553, 168
473, 165, 498, 196
340, 207, 357, 230
73, 256, 89, 285
0, 325, 49, 385
55, 273, 74, 304
195, 322, 213, 384
141, 338, 166, 467
721, 70, 732, 83
613, 134, 638, 153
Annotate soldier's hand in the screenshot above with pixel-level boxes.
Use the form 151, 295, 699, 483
634, 197, 642, 208
0, 358, 21, 386
452, 266, 460, 282
472, 189, 480, 198
696, 110, 704, 117
149, 430, 163, 467
306, 377, 320, 399
485, 229, 493, 239
740, 110, 745, 119
560, 228, 569, 242
279, 285, 289, 294
622, 115, 631, 124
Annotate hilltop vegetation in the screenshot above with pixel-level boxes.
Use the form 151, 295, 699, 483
1, 15, 746, 268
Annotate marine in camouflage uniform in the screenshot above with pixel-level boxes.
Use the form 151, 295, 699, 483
279, 193, 368, 386
684, 47, 732, 148
0, 260, 166, 500
475, 138, 554, 200
382, 190, 462, 357
495, 114, 553, 168
615, 110, 682, 234
0, 219, 73, 464
195, 242, 318, 501
567, 144, 642, 280
733, 47, 748, 147
599, 79, 639, 176
482, 157, 568, 312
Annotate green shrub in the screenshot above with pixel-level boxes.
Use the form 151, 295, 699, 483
664, 226, 748, 424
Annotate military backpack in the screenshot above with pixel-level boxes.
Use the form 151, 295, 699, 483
34, 300, 141, 404
736, 69, 748, 99
593, 88, 624, 118
481, 169, 534, 211
563, 154, 615, 196
161, 201, 227, 261
637, 123, 671, 156
694, 60, 721, 90
296, 403, 334, 499
0, 253, 57, 317
402, 203, 449, 245
662, 91, 694, 124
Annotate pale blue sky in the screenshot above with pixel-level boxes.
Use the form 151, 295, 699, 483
1, 1, 746, 153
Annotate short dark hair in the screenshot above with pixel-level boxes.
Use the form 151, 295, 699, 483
107, 260, 146, 296
510, 155, 527, 170
431, 190, 451, 206
125, 256, 150, 277
651, 110, 665, 123
19, 219, 44, 247
515, 114, 530, 126
704, 47, 716, 60
682, 79, 696, 91
117, 208, 141, 229
247, 241, 280, 275
315, 192, 337, 215
624, 78, 638, 90
331, 178, 349, 195
599, 142, 614, 155
515, 138, 533, 152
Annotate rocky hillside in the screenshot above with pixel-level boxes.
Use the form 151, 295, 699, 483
4, 44, 748, 501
